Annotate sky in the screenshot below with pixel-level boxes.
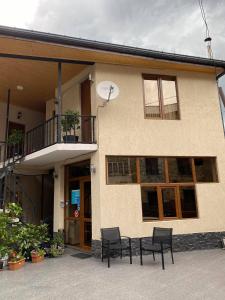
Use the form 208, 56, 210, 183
0, 0, 224, 60
0, 0, 225, 99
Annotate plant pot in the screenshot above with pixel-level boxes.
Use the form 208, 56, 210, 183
0, 255, 8, 267
63, 135, 79, 143
0, 261, 3, 271
31, 253, 44, 263
8, 258, 25, 271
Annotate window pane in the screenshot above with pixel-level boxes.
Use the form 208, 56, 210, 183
144, 79, 161, 118
162, 188, 177, 217
162, 80, 179, 120
180, 186, 197, 218
140, 158, 165, 182
194, 158, 218, 182
107, 156, 137, 184
141, 187, 159, 220
168, 158, 193, 182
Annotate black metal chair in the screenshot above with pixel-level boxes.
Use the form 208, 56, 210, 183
101, 227, 132, 268
140, 227, 174, 270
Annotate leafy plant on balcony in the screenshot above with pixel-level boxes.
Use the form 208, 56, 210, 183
61, 110, 80, 134
7, 129, 24, 145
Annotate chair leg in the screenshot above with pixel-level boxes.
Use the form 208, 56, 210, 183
140, 239, 143, 265
107, 248, 110, 268
140, 247, 143, 265
129, 247, 132, 264
171, 247, 174, 264
120, 249, 122, 259
101, 246, 104, 262
153, 251, 155, 261
161, 251, 165, 270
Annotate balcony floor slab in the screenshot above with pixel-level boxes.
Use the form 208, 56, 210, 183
22, 143, 98, 166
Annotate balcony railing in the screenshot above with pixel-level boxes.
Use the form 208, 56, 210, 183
0, 140, 24, 166
25, 115, 96, 155
0, 115, 96, 164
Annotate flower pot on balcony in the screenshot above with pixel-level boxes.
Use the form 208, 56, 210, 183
63, 135, 79, 143
8, 258, 25, 271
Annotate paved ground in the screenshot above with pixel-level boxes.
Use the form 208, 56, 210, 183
1, 248, 225, 300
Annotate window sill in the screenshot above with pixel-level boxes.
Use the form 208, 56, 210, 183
142, 217, 199, 222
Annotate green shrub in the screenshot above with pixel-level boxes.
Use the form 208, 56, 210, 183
0, 204, 49, 259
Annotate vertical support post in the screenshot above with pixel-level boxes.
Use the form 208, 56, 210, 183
2, 89, 11, 210
3, 89, 11, 167
41, 175, 44, 220
57, 62, 62, 143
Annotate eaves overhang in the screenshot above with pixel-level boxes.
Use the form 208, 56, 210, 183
0, 25, 225, 77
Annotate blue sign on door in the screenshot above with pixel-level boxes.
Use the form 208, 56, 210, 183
71, 189, 80, 210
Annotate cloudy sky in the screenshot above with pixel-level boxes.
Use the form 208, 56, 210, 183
0, 0, 224, 59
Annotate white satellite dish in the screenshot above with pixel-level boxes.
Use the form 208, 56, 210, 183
96, 81, 119, 101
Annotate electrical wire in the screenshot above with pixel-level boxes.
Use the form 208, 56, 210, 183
198, 0, 214, 58
198, 0, 210, 38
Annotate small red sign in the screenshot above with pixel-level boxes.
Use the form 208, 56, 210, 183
74, 210, 79, 218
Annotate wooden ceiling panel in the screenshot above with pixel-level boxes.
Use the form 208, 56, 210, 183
0, 36, 220, 74
0, 58, 85, 111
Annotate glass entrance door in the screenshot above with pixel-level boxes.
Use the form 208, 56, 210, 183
65, 177, 92, 249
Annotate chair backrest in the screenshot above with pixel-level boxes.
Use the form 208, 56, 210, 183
101, 227, 121, 242
152, 227, 173, 245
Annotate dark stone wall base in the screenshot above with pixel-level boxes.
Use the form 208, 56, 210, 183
91, 231, 225, 258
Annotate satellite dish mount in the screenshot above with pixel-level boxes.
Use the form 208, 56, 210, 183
97, 81, 119, 102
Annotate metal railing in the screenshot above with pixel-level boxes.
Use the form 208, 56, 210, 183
0, 140, 24, 165
25, 114, 96, 156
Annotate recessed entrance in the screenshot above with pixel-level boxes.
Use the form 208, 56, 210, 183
65, 160, 92, 250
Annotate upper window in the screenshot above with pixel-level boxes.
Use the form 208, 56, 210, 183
143, 75, 179, 120
107, 156, 137, 184
106, 156, 218, 185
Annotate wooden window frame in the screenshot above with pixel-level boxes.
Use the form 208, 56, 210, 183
106, 155, 218, 222
142, 74, 180, 120
106, 156, 218, 185
141, 184, 198, 222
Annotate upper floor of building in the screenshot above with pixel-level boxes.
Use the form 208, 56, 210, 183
0, 25, 225, 169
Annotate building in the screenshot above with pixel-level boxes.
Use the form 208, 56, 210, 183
0, 25, 225, 255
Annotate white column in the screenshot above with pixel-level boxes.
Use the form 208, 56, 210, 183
53, 164, 64, 232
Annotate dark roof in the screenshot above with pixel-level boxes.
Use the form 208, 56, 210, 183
0, 25, 225, 70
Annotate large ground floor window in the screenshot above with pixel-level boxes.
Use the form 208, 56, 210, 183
106, 156, 218, 221
141, 185, 197, 221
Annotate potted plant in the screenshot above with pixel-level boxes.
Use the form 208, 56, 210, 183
45, 231, 64, 258
8, 251, 25, 271
31, 248, 45, 263
0, 245, 9, 269
0, 261, 3, 271
7, 202, 23, 223
15, 223, 49, 261
7, 129, 24, 156
61, 110, 80, 143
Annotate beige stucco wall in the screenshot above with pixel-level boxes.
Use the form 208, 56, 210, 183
0, 102, 45, 139
91, 63, 225, 239
46, 66, 94, 120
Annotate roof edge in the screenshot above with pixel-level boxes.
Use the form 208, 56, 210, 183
0, 25, 225, 70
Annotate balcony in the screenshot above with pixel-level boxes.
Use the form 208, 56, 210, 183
1, 115, 97, 168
